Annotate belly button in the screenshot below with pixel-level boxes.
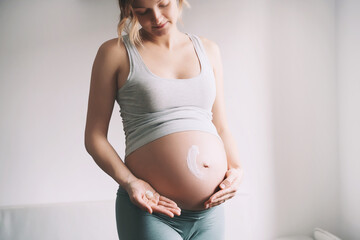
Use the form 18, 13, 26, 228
202, 163, 210, 168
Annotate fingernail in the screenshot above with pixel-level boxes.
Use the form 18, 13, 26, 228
220, 184, 225, 188
205, 204, 209, 209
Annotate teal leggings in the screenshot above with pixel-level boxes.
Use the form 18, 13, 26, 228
115, 185, 225, 240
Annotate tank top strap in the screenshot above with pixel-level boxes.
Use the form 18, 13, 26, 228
121, 34, 142, 77
122, 33, 213, 77
185, 32, 213, 73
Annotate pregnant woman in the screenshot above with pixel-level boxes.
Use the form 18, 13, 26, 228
84, 0, 243, 239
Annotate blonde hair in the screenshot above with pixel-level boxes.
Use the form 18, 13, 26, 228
117, 0, 190, 47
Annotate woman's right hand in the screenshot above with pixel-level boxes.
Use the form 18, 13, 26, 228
124, 178, 181, 218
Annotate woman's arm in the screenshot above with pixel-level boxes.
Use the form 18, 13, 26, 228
200, 37, 242, 171
200, 37, 244, 208
84, 40, 137, 189
84, 40, 181, 217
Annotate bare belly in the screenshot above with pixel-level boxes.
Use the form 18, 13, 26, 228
124, 131, 228, 211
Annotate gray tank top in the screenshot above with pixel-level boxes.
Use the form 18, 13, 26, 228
116, 32, 222, 158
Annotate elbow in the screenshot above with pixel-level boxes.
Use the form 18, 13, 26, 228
217, 126, 230, 136
84, 132, 98, 154
84, 135, 93, 154
84, 131, 108, 154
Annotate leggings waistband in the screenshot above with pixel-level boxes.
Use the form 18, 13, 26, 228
116, 184, 219, 216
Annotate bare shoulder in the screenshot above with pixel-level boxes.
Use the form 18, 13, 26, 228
93, 37, 127, 73
98, 37, 126, 57
198, 36, 221, 67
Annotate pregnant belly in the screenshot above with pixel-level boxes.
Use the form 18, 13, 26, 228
124, 131, 228, 211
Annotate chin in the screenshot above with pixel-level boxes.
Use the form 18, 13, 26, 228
148, 23, 174, 36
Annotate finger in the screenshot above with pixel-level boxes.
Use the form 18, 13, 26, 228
162, 206, 181, 216
158, 200, 181, 210
133, 195, 153, 214
220, 174, 237, 189
157, 201, 181, 215
149, 193, 180, 216
151, 201, 181, 216
204, 197, 214, 207
159, 201, 180, 213
209, 200, 226, 208
208, 188, 236, 203
151, 205, 175, 218
211, 192, 236, 204
220, 168, 243, 189
159, 195, 179, 207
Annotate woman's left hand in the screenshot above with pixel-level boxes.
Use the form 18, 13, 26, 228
204, 168, 243, 209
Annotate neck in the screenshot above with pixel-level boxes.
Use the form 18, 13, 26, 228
139, 27, 184, 51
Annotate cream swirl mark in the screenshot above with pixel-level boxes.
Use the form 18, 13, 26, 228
186, 145, 204, 179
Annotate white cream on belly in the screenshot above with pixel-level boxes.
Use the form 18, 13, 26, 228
186, 145, 211, 179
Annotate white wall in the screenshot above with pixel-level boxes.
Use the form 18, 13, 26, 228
0, 0, 123, 206
0, 0, 357, 239
337, 0, 360, 239
267, 0, 340, 238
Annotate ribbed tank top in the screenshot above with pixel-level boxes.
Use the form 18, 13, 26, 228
116, 32, 222, 158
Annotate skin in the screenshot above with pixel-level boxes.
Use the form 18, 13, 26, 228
84, 0, 243, 217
